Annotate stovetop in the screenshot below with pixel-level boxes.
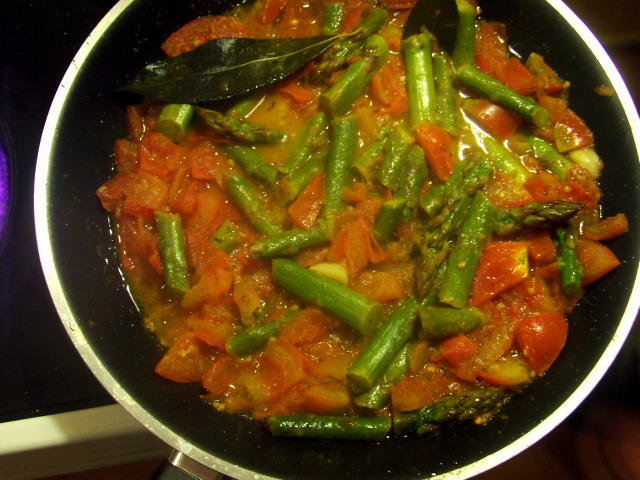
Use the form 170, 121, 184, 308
0, 0, 119, 424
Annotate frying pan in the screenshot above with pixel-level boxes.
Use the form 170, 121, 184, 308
34, 0, 640, 478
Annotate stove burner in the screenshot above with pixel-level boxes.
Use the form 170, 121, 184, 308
0, 121, 12, 253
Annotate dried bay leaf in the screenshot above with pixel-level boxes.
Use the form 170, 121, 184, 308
120, 35, 345, 104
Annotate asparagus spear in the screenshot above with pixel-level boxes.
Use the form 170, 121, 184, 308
223, 145, 279, 187
403, 32, 437, 128
311, 7, 388, 83
156, 103, 194, 142
322, 115, 359, 216
347, 297, 419, 392
451, 0, 476, 67
320, 34, 389, 117
280, 113, 328, 174
456, 64, 551, 127
527, 135, 572, 180
251, 219, 334, 260
396, 145, 428, 220
210, 220, 242, 253
154, 211, 190, 297
195, 106, 286, 143
393, 388, 507, 435
354, 344, 409, 410
226, 311, 298, 357
555, 224, 584, 296
323, 2, 345, 35
276, 152, 326, 204
492, 201, 586, 236
377, 124, 413, 190
266, 414, 391, 441
372, 197, 408, 247
438, 192, 495, 308
271, 258, 382, 335
420, 305, 486, 339
433, 54, 459, 134
226, 174, 283, 237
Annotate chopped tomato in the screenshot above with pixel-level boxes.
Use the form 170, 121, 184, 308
288, 172, 324, 230
537, 95, 568, 123
370, 57, 409, 117
184, 189, 223, 237
475, 21, 508, 83
391, 375, 442, 412
138, 132, 183, 179
525, 52, 565, 97
341, 5, 367, 33
186, 140, 230, 188
181, 266, 234, 311
155, 332, 216, 383
575, 239, 621, 286
328, 217, 386, 275
256, 343, 306, 401
503, 57, 536, 96
583, 213, 629, 241
190, 316, 235, 349
554, 109, 594, 152
278, 78, 316, 109
469, 241, 530, 306
257, 0, 288, 24
464, 99, 521, 140
415, 122, 454, 181
483, 170, 534, 207
114, 139, 139, 170
303, 383, 350, 415
232, 275, 263, 319
96, 170, 168, 221
478, 355, 531, 386
202, 354, 236, 396
525, 229, 557, 264
279, 308, 329, 345
350, 270, 403, 302
161, 16, 250, 57
439, 334, 477, 367
515, 312, 567, 375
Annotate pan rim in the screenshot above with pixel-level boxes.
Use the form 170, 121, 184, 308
33, 0, 640, 478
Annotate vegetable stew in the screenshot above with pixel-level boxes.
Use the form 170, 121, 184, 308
96, 0, 627, 440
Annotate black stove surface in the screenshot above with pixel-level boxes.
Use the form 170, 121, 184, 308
0, 0, 120, 423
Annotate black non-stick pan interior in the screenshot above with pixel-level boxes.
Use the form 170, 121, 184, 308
35, 0, 640, 478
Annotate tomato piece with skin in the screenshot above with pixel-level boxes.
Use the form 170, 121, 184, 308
469, 241, 530, 307
303, 383, 351, 415
155, 332, 217, 383
465, 99, 521, 140
503, 57, 536, 96
515, 312, 568, 375
350, 270, 403, 302
288, 172, 324, 230
202, 354, 236, 396
257, 0, 288, 24
582, 213, 629, 241
554, 109, 594, 152
575, 239, 621, 286
414, 122, 454, 181
161, 16, 250, 57
439, 334, 477, 367
138, 132, 183, 179
478, 355, 532, 386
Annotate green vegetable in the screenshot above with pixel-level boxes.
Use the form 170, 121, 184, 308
393, 388, 506, 435
196, 107, 285, 144
323, 3, 345, 35
154, 211, 190, 297
226, 311, 297, 357
155, 103, 194, 142
266, 414, 391, 441
226, 174, 283, 237
451, 0, 476, 66
281, 113, 328, 174
474, 129, 529, 185
457, 64, 551, 127
210, 220, 242, 253
372, 197, 408, 246
347, 297, 419, 392
377, 124, 413, 190
322, 115, 359, 216
527, 135, 572, 180
354, 344, 409, 410
555, 225, 584, 296
492, 201, 585, 236
438, 192, 494, 308
277, 152, 326, 204
251, 220, 334, 259
433, 54, 459, 134
223, 145, 279, 187
396, 145, 428, 220
403, 32, 437, 128
320, 35, 389, 117
271, 258, 382, 335
121, 34, 347, 103
420, 305, 486, 339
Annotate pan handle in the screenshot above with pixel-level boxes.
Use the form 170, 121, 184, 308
150, 450, 232, 480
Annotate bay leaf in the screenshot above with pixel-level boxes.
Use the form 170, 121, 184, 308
402, 0, 459, 52
120, 35, 343, 104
